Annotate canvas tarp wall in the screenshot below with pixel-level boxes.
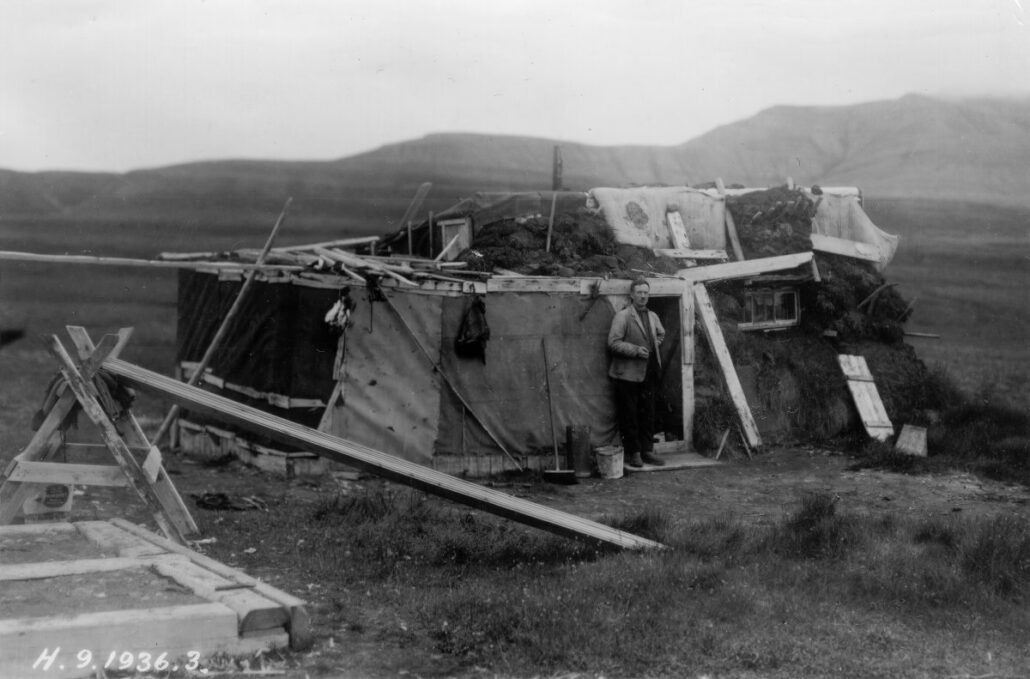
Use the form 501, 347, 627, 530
176, 270, 341, 441
808, 191, 900, 269
329, 287, 688, 466
325, 291, 444, 463
177, 270, 686, 468
590, 187, 728, 250
434, 292, 620, 457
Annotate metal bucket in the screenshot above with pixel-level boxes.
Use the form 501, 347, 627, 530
594, 445, 624, 479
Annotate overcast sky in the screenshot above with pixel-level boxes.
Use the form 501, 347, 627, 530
2, 0, 1027, 173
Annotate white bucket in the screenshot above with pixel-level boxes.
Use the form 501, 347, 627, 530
594, 446, 624, 479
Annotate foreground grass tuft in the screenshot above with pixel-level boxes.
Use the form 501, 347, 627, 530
960, 514, 1030, 597
772, 492, 864, 560
601, 506, 674, 543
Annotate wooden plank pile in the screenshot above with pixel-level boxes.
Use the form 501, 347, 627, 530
0, 520, 309, 679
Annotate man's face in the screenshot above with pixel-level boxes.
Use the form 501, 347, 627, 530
630, 284, 650, 309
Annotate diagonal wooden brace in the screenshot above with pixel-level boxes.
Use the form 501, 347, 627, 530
64, 326, 198, 537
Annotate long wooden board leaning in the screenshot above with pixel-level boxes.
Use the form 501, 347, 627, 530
693, 284, 763, 450
837, 354, 894, 441
0, 520, 308, 679
99, 352, 663, 552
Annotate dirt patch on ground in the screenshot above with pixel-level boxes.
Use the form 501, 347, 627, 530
4, 568, 207, 619
0, 527, 106, 564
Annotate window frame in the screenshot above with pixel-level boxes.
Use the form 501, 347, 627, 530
738, 287, 800, 331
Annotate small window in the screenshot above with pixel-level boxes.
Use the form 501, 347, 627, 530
739, 288, 799, 330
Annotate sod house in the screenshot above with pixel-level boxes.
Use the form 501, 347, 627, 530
172, 183, 918, 476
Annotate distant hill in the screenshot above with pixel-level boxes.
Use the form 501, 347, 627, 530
2, 94, 1028, 236
678, 94, 1030, 204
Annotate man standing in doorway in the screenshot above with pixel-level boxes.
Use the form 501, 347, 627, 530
607, 278, 665, 468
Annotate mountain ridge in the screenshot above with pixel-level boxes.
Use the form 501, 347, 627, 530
2, 94, 1028, 231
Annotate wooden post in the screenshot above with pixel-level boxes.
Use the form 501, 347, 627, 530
715, 178, 745, 262
680, 286, 695, 451
545, 193, 558, 253
407, 220, 413, 255
152, 198, 292, 447
396, 182, 432, 238
428, 211, 434, 257
552, 145, 563, 191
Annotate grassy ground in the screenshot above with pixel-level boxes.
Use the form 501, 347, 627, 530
1, 196, 1028, 677
188, 484, 1030, 678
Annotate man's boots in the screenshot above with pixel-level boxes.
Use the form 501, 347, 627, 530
641, 451, 665, 466
625, 451, 644, 468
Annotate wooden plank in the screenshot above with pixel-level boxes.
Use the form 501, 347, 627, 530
317, 247, 419, 287
109, 518, 312, 650
61, 443, 149, 456
0, 603, 239, 679
151, 559, 290, 634
837, 354, 874, 381
693, 284, 763, 450
894, 424, 928, 457
487, 277, 584, 293
714, 179, 746, 262
273, 236, 380, 252
103, 360, 666, 553
811, 233, 881, 262
76, 520, 170, 558
582, 278, 688, 297
8, 462, 128, 487
655, 249, 728, 260
676, 252, 813, 283
666, 211, 691, 249
142, 447, 162, 484
845, 382, 894, 430
680, 289, 695, 452
0, 250, 305, 272
0, 555, 184, 582
838, 355, 894, 440
124, 412, 198, 537
0, 522, 77, 536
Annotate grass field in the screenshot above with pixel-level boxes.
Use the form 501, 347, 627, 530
863, 198, 1029, 408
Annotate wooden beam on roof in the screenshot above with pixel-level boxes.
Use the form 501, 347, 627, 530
0, 251, 305, 272
487, 277, 583, 293
676, 252, 814, 283
273, 236, 380, 252
102, 358, 663, 551
810, 234, 881, 262
666, 211, 691, 250
655, 248, 728, 260
584, 278, 688, 296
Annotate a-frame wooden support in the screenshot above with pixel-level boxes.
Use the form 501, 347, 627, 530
0, 328, 197, 543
